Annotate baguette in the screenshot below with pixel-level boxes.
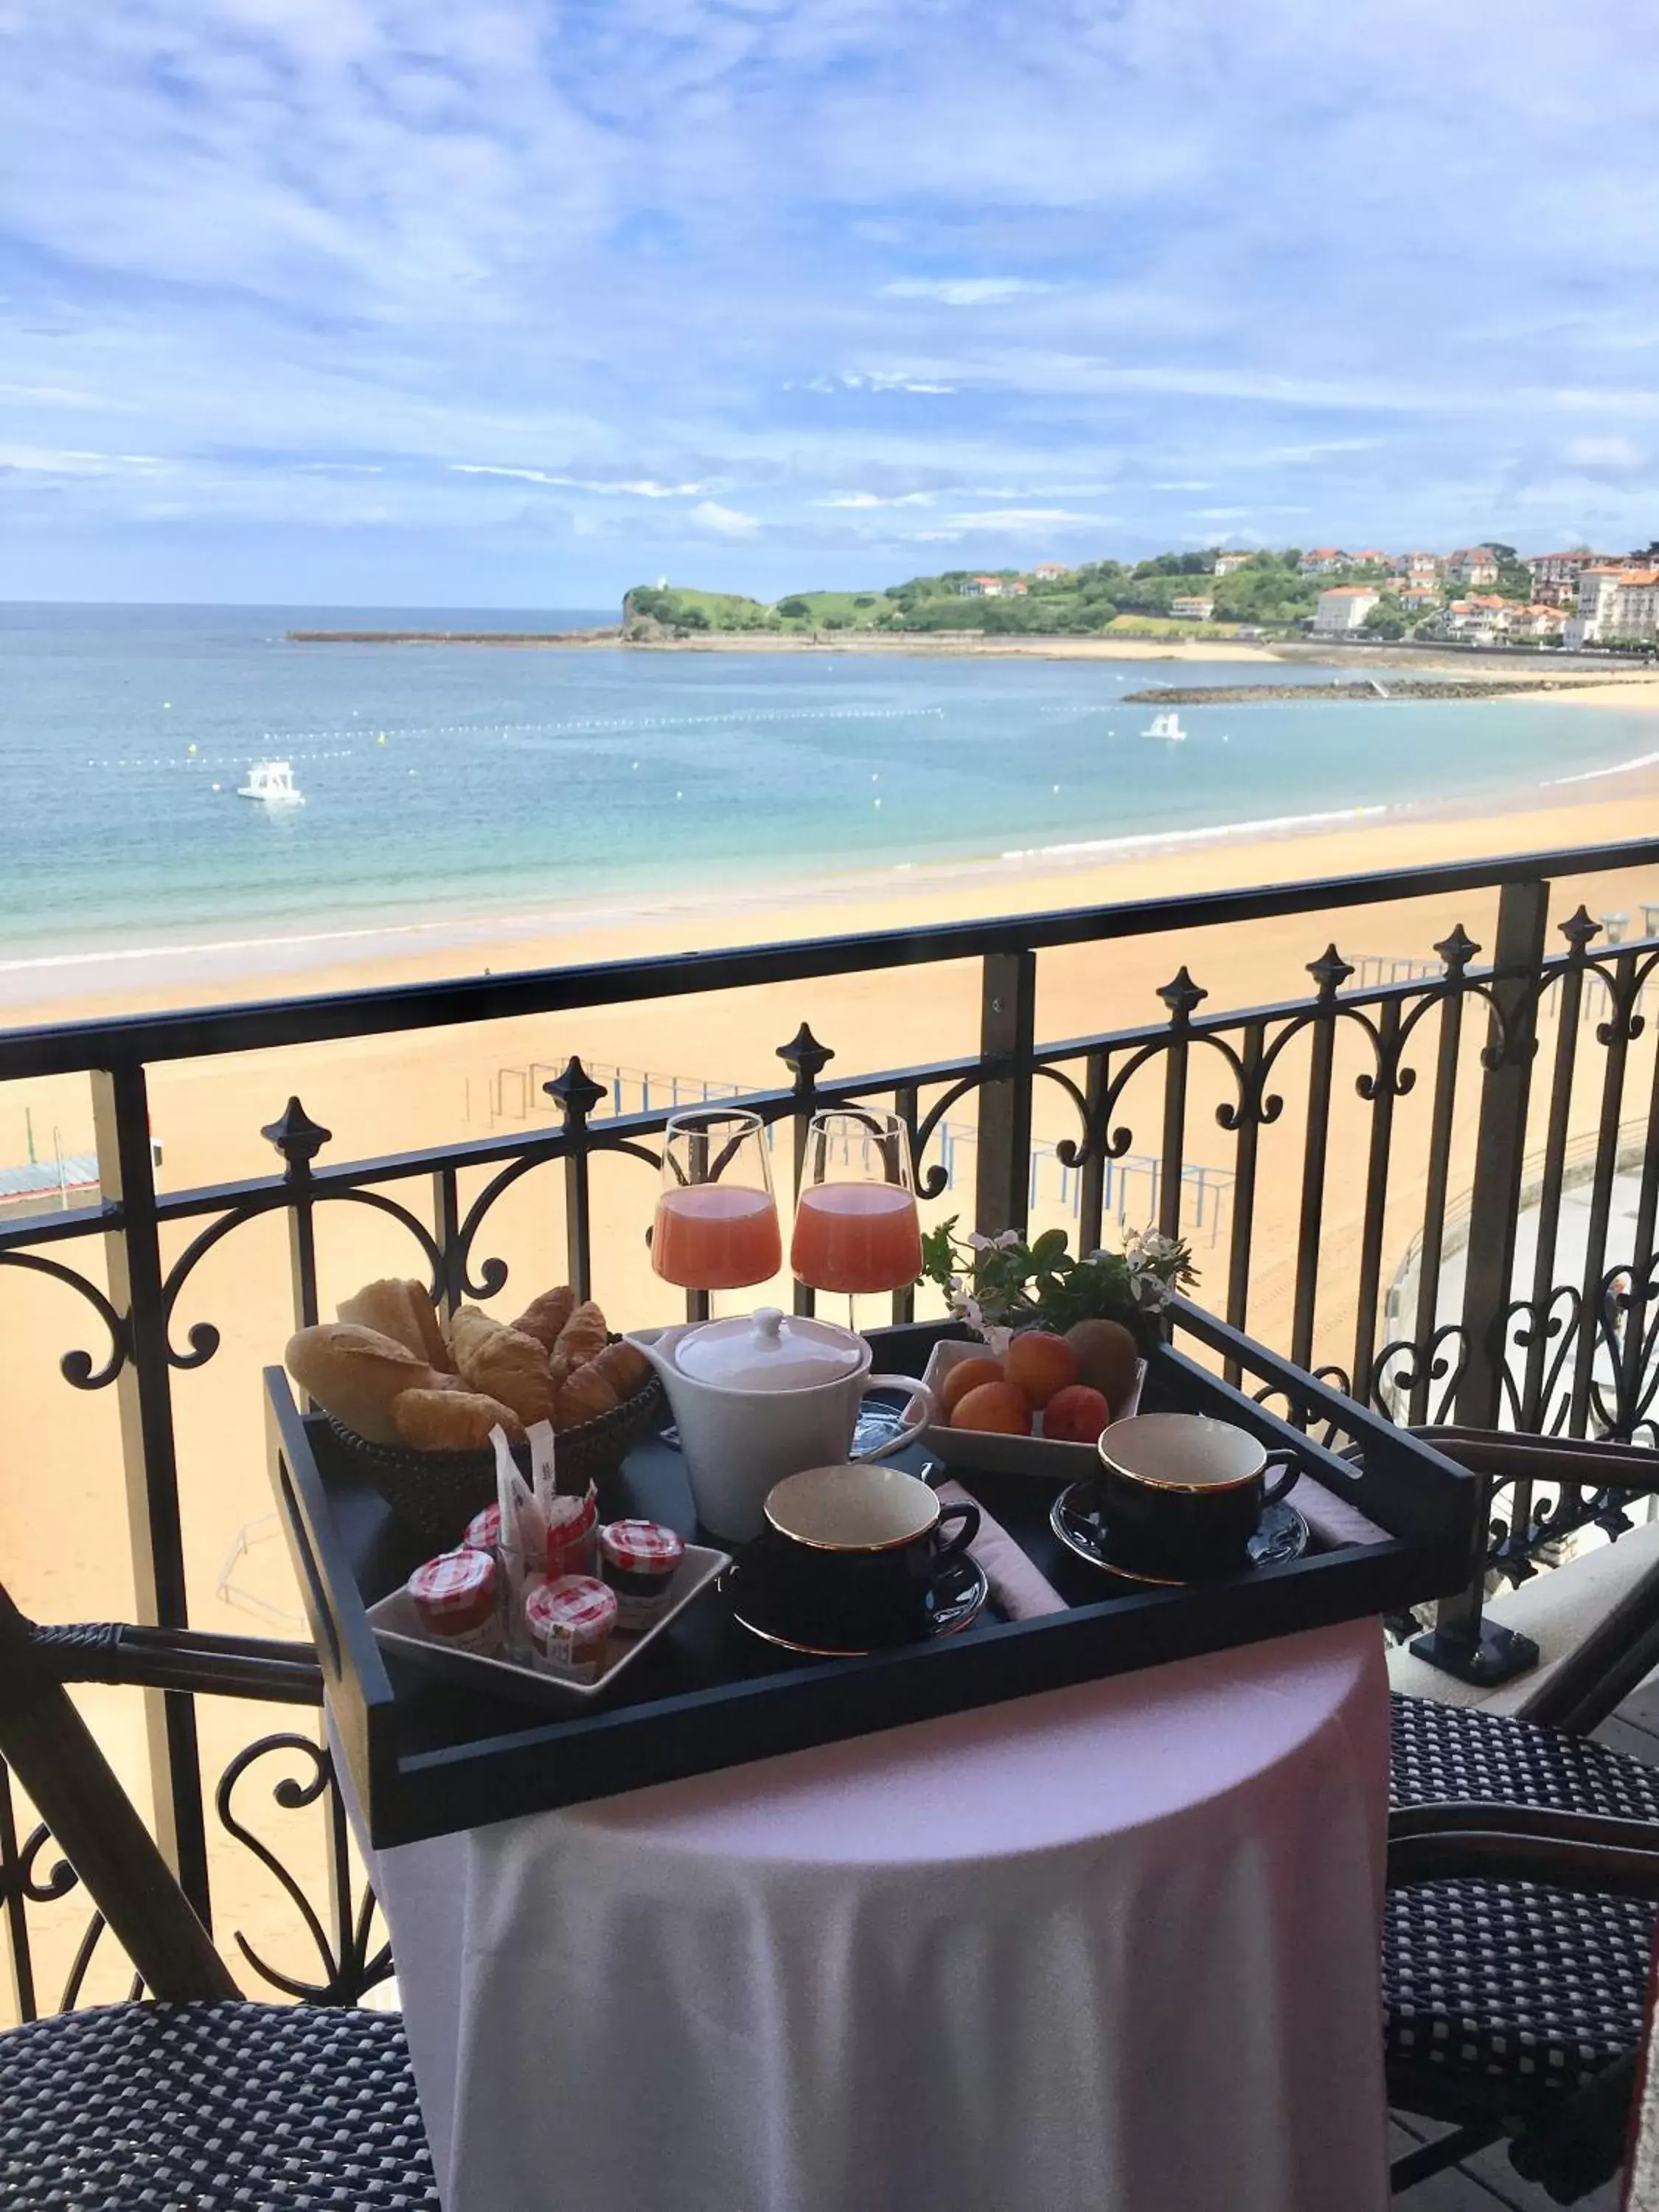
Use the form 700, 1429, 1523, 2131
285, 1324, 439, 1444
337, 1279, 451, 1371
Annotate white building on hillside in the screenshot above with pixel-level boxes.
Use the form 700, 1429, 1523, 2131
1169, 594, 1215, 622
1213, 551, 1254, 575
1446, 546, 1500, 586
1298, 547, 1348, 574
1396, 552, 1443, 588
1312, 586, 1380, 634
1566, 566, 1659, 648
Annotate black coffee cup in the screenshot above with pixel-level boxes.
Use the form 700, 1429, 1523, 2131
1094, 1413, 1297, 1579
760, 1462, 980, 1644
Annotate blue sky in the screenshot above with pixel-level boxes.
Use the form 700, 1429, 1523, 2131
2, 0, 1657, 607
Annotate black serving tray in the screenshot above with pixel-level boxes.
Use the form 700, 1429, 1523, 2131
266, 1299, 1475, 1846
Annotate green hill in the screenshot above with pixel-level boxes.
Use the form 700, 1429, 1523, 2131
623, 552, 1355, 639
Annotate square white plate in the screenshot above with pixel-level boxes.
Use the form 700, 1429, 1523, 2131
906, 1338, 1144, 1479
367, 1543, 731, 1711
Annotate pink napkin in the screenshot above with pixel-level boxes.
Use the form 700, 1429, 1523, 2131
1286, 1474, 1389, 1551
936, 1479, 1068, 1619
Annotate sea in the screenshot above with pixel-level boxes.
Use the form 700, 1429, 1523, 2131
3, 603, 1656, 990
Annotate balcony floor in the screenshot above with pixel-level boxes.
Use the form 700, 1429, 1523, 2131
1386, 1680, 1659, 2208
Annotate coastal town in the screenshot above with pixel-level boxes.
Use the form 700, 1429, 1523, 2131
614, 543, 1659, 650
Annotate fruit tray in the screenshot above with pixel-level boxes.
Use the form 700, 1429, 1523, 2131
267, 1298, 1475, 1846
915, 1336, 1146, 1478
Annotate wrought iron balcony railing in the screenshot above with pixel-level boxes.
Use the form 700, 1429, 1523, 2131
5, 832, 1659, 2018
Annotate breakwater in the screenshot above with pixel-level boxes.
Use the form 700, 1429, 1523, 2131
1122, 676, 1616, 705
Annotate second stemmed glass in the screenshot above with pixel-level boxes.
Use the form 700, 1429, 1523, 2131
790, 1108, 923, 1305
652, 1107, 782, 1293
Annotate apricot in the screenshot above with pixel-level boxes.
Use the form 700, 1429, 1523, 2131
1042, 1383, 1112, 1444
950, 1380, 1032, 1435
940, 1355, 1006, 1416
1004, 1330, 1078, 1408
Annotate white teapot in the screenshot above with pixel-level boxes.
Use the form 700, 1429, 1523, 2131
627, 1307, 934, 1541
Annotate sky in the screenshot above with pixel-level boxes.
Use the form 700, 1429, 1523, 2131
1, 1, 1658, 608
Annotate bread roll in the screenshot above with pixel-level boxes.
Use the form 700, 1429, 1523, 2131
550, 1299, 607, 1380
459, 1324, 558, 1427
285, 1324, 437, 1444
554, 1362, 619, 1429
446, 1305, 504, 1372
585, 1338, 650, 1399
512, 1286, 575, 1354
392, 1387, 525, 1452
337, 1279, 451, 1371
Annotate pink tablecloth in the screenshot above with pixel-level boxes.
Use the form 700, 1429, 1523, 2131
347, 1617, 1391, 2212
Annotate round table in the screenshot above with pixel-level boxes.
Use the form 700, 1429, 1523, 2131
354, 1617, 1390, 2212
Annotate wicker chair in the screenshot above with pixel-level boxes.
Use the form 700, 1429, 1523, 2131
0, 1579, 439, 2211
1385, 1430, 1659, 2199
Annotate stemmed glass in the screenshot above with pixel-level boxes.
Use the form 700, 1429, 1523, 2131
652, 1107, 782, 1293
790, 1109, 923, 1314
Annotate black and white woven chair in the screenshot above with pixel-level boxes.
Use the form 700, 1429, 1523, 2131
1384, 1429, 1659, 2199
0, 1579, 440, 2211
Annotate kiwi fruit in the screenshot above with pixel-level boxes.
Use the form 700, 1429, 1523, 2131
1064, 1318, 1140, 1412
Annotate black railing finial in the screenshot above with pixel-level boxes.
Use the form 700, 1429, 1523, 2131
1434, 923, 1480, 975
543, 1056, 606, 1127
1156, 967, 1206, 1029
1307, 944, 1356, 1001
778, 1022, 835, 1096
1559, 905, 1601, 957
260, 1098, 332, 1180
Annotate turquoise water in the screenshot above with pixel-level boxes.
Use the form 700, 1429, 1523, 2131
2, 605, 1654, 968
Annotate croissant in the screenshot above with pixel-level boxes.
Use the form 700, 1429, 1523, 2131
285, 1324, 439, 1444
554, 1363, 619, 1429
392, 1386, 525, 1452
338, 1279, 451, 1371
550, 1299, 607, 1380
584, 1338, 650, 1399
512, 1286, 575, 1354
446, 1305, 504, 1372
459, 1324, 558, 1427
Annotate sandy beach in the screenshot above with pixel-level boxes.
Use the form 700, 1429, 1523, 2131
6, 678, 1659, 2008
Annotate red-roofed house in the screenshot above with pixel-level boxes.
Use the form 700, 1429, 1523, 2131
1446, 546, 1500, 587
1298, 547, 1348, 574
1395, 552, 1443, 588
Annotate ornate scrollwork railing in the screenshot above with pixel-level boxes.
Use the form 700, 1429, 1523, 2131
6, 835, 1659, 2009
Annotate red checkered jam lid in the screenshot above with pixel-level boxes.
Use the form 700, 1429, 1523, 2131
408, 1548, 496, 1616
462, 1503, 503, 1551
599, 1520, 685, 1574
526, 1573, 617, 1641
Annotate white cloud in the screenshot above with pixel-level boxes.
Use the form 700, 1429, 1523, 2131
1562, 435, 1647, 472
946, 507, 1109, 529
814, 490, 933, 508
451, 465, 705, 495
690, 498, 761, 536
880, 278, 1052, 307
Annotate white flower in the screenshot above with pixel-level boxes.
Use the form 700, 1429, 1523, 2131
990, 1228, 1022, 1251
980, 1323, 1013, 1360
966, 1232, 995, 1252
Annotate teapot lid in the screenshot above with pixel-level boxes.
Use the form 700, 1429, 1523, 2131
673, 1307, 863, 1391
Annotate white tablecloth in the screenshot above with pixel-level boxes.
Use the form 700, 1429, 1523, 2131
347, 1617, 1391, 2212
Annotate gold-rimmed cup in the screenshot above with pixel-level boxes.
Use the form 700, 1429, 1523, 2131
1094, 1412, 1298, 1579
760, 1463, 979, 1643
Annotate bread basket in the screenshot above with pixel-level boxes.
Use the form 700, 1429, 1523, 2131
323, 1362, 665, 1551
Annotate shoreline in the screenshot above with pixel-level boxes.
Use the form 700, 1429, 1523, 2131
7, 728, 1659, 1022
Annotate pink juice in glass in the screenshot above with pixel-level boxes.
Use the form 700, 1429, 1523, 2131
653, 1183, 782, 1290
790, 1183, 922, 1295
